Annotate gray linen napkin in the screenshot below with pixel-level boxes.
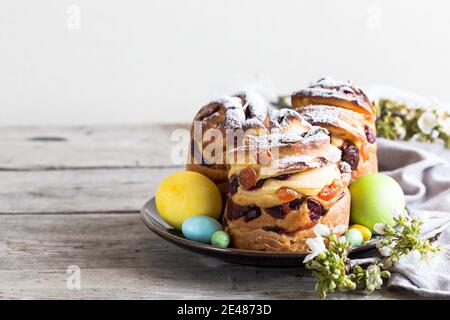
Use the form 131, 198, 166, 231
376, 138, 450, 297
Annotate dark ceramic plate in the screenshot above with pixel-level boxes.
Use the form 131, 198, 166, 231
142, 198, 378, 267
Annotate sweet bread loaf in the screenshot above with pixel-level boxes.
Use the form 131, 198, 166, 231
291, 78, 378, 181
186, 92, 271, 192
223, 109, 351, 252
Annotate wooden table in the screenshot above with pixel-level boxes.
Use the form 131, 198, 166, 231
0, 124, 420, 299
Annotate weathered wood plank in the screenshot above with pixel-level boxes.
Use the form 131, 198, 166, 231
0, 124, 189, 170
0, 213, 416, 300
0, 168, 178, 214
0, 268, 414, 300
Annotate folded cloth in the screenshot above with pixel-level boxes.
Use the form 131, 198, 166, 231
376, 138, 450, 297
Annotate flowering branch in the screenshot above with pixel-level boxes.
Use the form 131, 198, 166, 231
376, 99, 450, 148
304, 216, 441, 298
374, 215, 441, 268
274, 95, 450, 148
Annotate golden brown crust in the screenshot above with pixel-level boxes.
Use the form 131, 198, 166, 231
292, 77, 376, 118
226, 189, 350, 252
186, 163, 228, 185
296, 105, 378, 181
223, 119, 351, 252
187, 93, 271, 188
291, 78, 378, 181
353, 144, 378, 180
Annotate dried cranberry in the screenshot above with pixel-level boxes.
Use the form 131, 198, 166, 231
229, 175, 239, 195
265, 205, 286, 219
226, 200, 244, 220
364, 126, 376, 144
248, 179, 265, 191
341, 142, 360, 170
289, 197, 305, 211
226, 200, 261, 222
307, 199, 324, 222
238, 168, 258, 190
263, 226, 286, 234
244, 206, 261, 222
244, 105, 253, 119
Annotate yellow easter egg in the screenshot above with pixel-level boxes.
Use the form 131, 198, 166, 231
155, 171, 223, 230
349, 224, 372, 242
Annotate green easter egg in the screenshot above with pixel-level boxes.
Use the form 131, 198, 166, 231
211, 231, 230, 248
350, 173, 405, 233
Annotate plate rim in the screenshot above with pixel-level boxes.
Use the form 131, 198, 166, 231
141, 197, 378, 259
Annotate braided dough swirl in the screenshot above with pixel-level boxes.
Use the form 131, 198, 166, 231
292, 77, 378, 181
223, 109, 351, 252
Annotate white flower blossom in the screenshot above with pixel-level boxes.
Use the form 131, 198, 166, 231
373, 223, 386, 235
333, 224, 348, 235
379, 246, 393, 257
303, 237, 327, 263
417, 111, 438, 135
440, 118, 450, 135
312, 224, 347, 238
405, 110, 417, 121
410, 133, 422, 142
367, 265, 383, 289
396, 126, 406, 139
338, 236, 347, 244
312, 224, 331, 238
431, 129, 440, 139
391, 207, 408, 219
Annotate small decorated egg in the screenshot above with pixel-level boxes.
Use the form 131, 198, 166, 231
350, 173, 405, 232
156, 171, 222, 230
349, 224, 372, 242
345, 229, 363, 246
182, 216, 223, 244
211, 231, 230, 248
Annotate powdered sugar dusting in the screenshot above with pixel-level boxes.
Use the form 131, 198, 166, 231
243, 91, 270, 120
315, 77, 357, 89
294, 77, 371, 110
234, 125, 329, 152
299, 105, 347, 125
217, 92, 270, 129
268, 108, 310, 133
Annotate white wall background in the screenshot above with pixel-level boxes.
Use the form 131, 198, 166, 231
1, 0, 449, 126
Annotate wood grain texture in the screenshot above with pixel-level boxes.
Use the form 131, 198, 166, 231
0, 125, 424, 299
0, 124, 189, 170
0, 213, 417, 300
0, 168, 178, 214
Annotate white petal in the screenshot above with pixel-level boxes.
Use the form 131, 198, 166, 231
442, 118, 450, 135
306, 237, 326, 254
303, 253, 318, 263
373, 223, 386, 235
313, 224, 330, 237
417, 111, 437, 135
392, 207, 407, 219
431, 129, 440, 139
397, 127, 406, 139
333, 224, 347, 235
410, 133, 422, 142
338, 236, 347, 244
379, 246, 393, 257
391, 207, 400, 219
